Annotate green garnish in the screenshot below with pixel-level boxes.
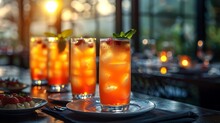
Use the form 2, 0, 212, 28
113, 29, 136, 39
44, 29, 73, 53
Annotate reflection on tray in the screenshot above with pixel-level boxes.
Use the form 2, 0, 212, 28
66, 97, 155, 118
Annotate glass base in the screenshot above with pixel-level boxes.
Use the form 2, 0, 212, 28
101, 104, 129, 112
47, 84, 69, 93
32, 80, 47, 86
72, 93, 94, 99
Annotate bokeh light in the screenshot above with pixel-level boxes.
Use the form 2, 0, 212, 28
181, 59, 189, 67
45, 1, 58, 13
142, 39, 148, 45
197, 40, 203, 48
160, 67, 167, 74
96, 0, 115, 16
160, 51, 168, 62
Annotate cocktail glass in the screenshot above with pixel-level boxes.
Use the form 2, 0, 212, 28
99, 38, 131, 112
70, 38, 96, 99
29, 37, 48, 85
47, 37, 69, 92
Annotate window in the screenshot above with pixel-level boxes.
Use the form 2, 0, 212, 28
137, 0, 196, 56
62, 0, 116, 38
206, 0, 220, 61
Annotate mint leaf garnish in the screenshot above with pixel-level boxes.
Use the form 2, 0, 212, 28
61, 29, 73, 38
58, 37, 66, 53
44, 32, 56, 37
113, 29, 136, 39
44, 29, 73, 53
124, 29, 136, 39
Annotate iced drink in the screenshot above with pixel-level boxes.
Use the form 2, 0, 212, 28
70, 38, 96, 99
29, 37, 48, 85
99, 38, 131, 112
47, 37, 69, 92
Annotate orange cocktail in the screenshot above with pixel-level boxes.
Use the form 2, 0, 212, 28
47, 37, 69, 92
99, 38, 131, 112
70, 38, 96, 99
29, 37, 48, 85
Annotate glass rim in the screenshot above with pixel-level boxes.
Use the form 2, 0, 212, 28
30, 36, 48, 40
70, 37, 96, 40
100, 38, 130, 42
70, 38, 96, 43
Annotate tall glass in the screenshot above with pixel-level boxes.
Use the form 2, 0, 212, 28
47, 37, 69, 92
29, 37, 48, 85
99, 38, 131, 112
70, 38, 96, 99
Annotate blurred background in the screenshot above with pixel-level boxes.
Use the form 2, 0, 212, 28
1, 0, 220, 110
0, 0, 219, 68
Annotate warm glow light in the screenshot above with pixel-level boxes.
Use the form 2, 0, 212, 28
56, 86, 61, 92
62, 9, 72, 21
45, 1, 58, 13
181, 60, 189, 67
179, 55, 191, 68
31, 86, 47, 99
142, 39, 148, 45
96, 0, 115, 16
48, 37, 57, 42
84, 3, 91, 11
197, 40, 203, 48
159, 51, 168, 62
37, 80, 42, 85
160, 67, 167, 74
160, 55, 168, 62
71, 1, 84, 12
71, 12, 79, 20
0, 69, 4, 76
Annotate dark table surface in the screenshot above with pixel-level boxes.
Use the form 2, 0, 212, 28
132, 59, 220, 110
0, 66, 220, 123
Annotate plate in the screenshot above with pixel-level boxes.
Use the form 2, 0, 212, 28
66, 98, 155, 118
0, 83, 29, 92
48, 93, 72, 103
0, 98, 47, 115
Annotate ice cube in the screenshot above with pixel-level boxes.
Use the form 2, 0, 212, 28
53, 70, 63, 77
49, 50, 58, 60
84, 47, 95, 56
60, 54, 68, 61
121, 73, 130, 86
71, 68, 80, 76
119, 89, 130, 99
109, 62, 127, 70
104, 83, 118, 92
41, 49, 47, 56
54, 61, 62, 70
100, 42, 110, 51
117, 52, 128, 61
63, 61, 69, 69
33, 68, 42, 75
39, 63, 47, 69
71, 77, 82, 87
84, 70, 95, 77
72, 46, 83, 55
31, 47, 39, 55
71, 60, 80, 69
99, 71, 111, 82
86, 77, 96, 86
81, 58, 96, 69
100, 51, 113, 62
38, 56, 47, 62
